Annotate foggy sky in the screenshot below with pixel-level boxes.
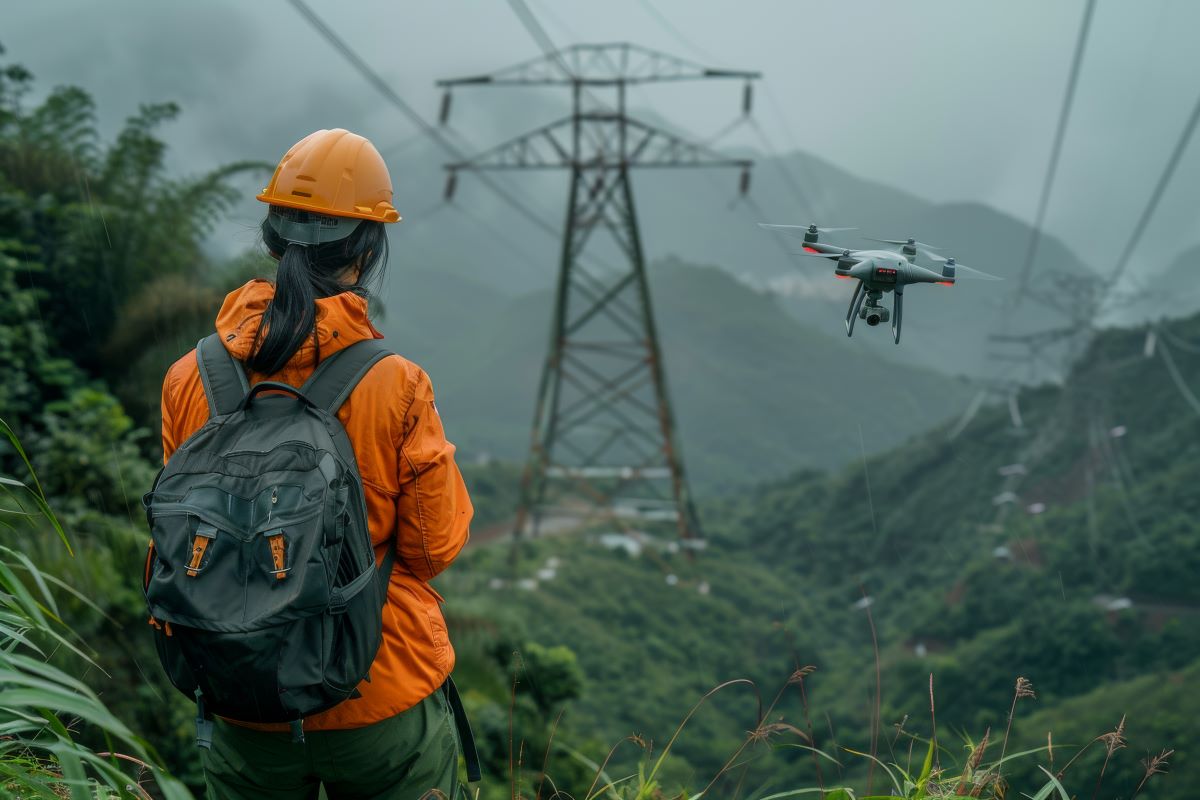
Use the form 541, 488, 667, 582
11, 0, 1200, 289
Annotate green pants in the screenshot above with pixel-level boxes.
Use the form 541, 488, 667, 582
202, 690, 461, 799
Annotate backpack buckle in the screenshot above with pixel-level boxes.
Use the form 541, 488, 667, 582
267, 530, 290, 579
186, 524, 218, 577
328, 593, 348, 615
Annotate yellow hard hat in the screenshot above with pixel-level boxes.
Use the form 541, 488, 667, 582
257, 129, 401, 224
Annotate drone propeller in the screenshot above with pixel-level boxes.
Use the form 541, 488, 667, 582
759, 223, 858, 235
952, 264, 1004, 281
793, 249, 857, 259
924, 252, 1004, 281
867, 237, 940, 250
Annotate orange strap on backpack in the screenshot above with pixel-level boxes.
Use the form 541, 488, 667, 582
268, 532, 287, 579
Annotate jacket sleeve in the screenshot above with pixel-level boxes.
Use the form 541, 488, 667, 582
394, 368, 472, 581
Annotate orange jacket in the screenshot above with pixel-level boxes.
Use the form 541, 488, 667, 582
159, 279, 472, 730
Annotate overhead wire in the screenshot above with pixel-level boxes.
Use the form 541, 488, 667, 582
702, 114, 750, 147
1009, 0, 1097, 308
760, 84, 828, 222
629, 0, 824, 222
624, 0, 833, 299
447, 200, 554, 275
1155, 333, 1200, 416
978, 3, 1170, 560
633, 0, 724, 66
628, 1, 1169, 593
1105, 90, 1200, 289
287, 0, 562, 242
525, 0, 582, 44
1156, 322, 1200, 355
747, 116, 817, 221
505, 0, 574, 78
1090, 413, 1149, 543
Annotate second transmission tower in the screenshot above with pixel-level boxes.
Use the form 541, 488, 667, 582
439, 44, 759, 548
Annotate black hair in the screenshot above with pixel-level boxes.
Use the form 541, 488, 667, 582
246, 211, 389, 375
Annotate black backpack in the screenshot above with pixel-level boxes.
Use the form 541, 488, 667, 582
142, 333, 393, 744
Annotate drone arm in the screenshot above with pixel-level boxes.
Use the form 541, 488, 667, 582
891, 286, 903, 344
845, 281, 865, 337
800, 240, 857, 257
905, 265, 948, 285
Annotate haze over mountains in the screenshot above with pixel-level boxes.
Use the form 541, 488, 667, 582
382, 131, 1101, 385
373, 135, 1128, 489
381, 259, 974, 491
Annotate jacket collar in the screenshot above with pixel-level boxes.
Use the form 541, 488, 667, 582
215, 279, 383, 366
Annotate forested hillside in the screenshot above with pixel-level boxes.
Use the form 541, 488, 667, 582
439, 313, 1200, 798
0, 56, 264, 794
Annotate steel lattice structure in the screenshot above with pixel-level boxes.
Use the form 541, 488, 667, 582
438, 43, 759, 548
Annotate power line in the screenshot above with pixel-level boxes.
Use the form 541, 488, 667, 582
1156, 333, 1200, 416
447, 200, 550, 272
702, 114, 749, 147
748, 116, 816, 221
761, 83, 827, 220
506, 0, 574, 77
1011, 0, 1096, 304
525, 0, 581, 43
633, 0, 724, 66
287, 0, 562, 242
1106, 88, 1200, 289
629, 0, 823, 220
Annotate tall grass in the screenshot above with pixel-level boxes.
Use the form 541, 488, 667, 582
0, 417, 191, 799
516, 665, 1173, 800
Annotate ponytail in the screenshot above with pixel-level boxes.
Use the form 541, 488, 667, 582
246, 212, 389, 375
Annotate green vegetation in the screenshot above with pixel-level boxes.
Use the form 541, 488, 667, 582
1, 418, 190, 798
438, 314, 1197, 798
0, 52, 259, 794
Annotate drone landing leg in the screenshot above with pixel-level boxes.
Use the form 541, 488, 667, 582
845, 281, 865, 337
892, 288, 903, 344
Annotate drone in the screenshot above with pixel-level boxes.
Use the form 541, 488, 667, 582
758, 223, 1001, 343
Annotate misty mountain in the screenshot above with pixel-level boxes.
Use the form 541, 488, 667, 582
381, 257, 972, 492
382, 131, 1096, 384
635, 147, 1099, 381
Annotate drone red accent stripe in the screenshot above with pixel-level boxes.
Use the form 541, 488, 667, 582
834, 274, 852, 280
802, 246, 819, 253
936, 281, 954, 287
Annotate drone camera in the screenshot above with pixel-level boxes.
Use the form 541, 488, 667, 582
861, 306, 890, 326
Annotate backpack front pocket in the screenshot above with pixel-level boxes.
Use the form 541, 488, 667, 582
146, 480, 331, 631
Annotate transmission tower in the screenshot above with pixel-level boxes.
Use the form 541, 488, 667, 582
438, 44, 759, 548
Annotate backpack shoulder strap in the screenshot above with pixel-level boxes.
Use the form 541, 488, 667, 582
301, 339, 393, 414
195, 334, 250, 417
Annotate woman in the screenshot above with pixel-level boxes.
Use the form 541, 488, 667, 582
158, 128, 473, 798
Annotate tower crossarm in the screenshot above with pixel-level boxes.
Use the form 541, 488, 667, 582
622, 116, 751, 169
437, 42, 760, 87
446, 115, 751, 172
446, 117, 576, 171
